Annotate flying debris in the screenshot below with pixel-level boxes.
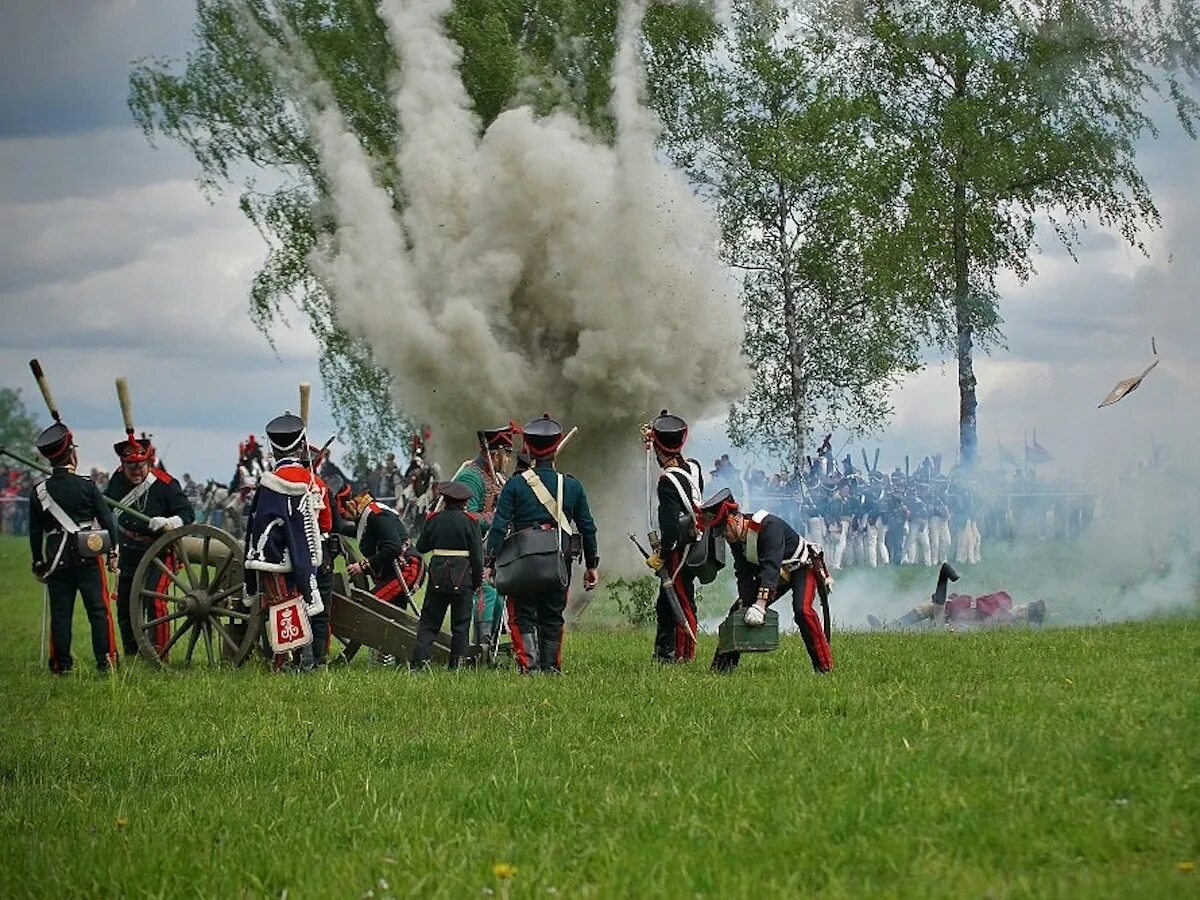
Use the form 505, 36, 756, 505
1098, 338, 1159, 408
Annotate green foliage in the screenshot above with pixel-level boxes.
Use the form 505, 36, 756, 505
0, 388, 40, 464
128, 1, 713, 459
649, 3, 929, 467
819, 0, 1197, 463
0, 534, 1197, 897
606, 574, 660, 627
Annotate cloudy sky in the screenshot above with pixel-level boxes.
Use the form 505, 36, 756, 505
0, 0, 1196, 484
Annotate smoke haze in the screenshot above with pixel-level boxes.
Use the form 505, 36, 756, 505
278, 0, 749, 553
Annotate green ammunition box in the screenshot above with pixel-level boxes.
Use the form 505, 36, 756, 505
716, 608, 780, 654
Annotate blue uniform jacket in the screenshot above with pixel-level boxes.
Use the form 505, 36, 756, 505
243, 468, 321, 608
486, 461, 599, 569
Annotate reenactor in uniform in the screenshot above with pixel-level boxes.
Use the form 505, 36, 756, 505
903, 482, 931, 566
28, 422, 120, 674
298, 438, 343, 668
339, 486, 414, 604
698, 489, 833, 675
867, 564, 1046, 628
641, 411, 704, 663
412, 481, 484, 669
243, 414, 327, 669
485, 415, 599, 674
105, 432, 194, 658
452, 425, 516, 647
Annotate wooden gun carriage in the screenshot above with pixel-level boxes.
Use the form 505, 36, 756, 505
125, 524, 493, 671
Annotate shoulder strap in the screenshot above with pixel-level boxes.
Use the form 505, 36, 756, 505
118, 476, 156, 509
35, 480, 82, 534
662, 466, 701, 519
744, 510, 771, 564
521, 470, 576, 536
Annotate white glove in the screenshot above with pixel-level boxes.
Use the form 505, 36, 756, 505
744, 605, 766, 627
149, 515, 184, 532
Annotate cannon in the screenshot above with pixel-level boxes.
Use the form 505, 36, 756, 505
128, 523, 263, 668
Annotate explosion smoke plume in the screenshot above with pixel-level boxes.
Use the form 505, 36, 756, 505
290, 0, 749, 548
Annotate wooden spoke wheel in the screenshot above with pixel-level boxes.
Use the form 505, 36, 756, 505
130, 524, 261, 669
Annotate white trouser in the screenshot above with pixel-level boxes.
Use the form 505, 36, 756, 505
929, 516, 951, 564
904, 520, 931, 566
827, 522, 848, 569
955, 524, 972, 563
875, 521, 889, 565
807, 517, 826, 557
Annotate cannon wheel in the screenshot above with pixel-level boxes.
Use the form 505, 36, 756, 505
130, 523, 261, 669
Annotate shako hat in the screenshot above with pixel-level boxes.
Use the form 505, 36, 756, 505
697, 487, 739, 529
522, 414, 564, 459
436, 480, 472, 504
265, 413, 306, 455
114, 433, 153, 464
36, 422, 75, 463
481, 423, 518, 450
649, 410, 688, 454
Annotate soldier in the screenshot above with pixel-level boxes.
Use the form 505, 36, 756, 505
698, 489, 833, 675
339, 486, 414, 603
28, 422, 120, 674
299, 439, 343, 668
867, 564, 1046, 628
903, 481, 931, 566
452, 425, 516, 648
105, 431, 194, 658
928, 476, 953, 565
823, 477, 851, 570
641, 411, 704, 663
243, 414, 326, 669
484, 414, 599, 674
412, 481, 484, 669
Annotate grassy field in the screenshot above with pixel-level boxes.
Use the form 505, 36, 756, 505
0, 534, 1197, 898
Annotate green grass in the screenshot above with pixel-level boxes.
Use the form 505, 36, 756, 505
0, 535, 1198, 898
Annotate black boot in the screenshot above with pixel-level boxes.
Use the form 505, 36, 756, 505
515, 629, 539, 674
540, 638, 562, 674
932, 562, 960, 605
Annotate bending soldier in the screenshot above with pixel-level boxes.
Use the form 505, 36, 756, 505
105, 431, 193, 658
28, 422, 120, 674
412, 481, 483, 669
485, 414, 599, 674
641, 410, 704, 663
338, 486, 416, 605
699, 489, 833, 675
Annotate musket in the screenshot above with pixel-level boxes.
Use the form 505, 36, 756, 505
861, 449, 871, 475
1, 446, 152, 523
628, 533, 696, 642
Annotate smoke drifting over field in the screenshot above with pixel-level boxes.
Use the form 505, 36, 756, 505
289, 0, 747, 542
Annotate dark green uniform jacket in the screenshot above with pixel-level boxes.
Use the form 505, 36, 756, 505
485, 461, 599, 568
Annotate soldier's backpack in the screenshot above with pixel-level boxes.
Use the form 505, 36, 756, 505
662, 466, 725, 584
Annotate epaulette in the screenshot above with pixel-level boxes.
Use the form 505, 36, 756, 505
465, 511, 479, 523
151, 468, 172, 484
